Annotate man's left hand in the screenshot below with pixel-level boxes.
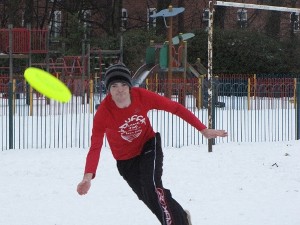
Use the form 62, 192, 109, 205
201, 128, 228, 139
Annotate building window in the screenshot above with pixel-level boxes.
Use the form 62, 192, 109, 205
121, 8, 128, 30
202, 8, 209, 22
291, 12, 300, 32
237, 9, 247, 28
147, 8, 157, 29
49, 10, 62, 38
202, 8, 209, 30
81, 10, 91, 39
82, 10, 91, 29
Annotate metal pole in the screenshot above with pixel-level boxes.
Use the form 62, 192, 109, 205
26, 24, 31, 106
45, 27, 50, 73
297, 78, 300, 140
45, 28, 50, 105
215, 1, 300, 13
81, 40, 86, 103
8, 24, 14, 149
167, 5, 173, 99
207, 1, 215, 152
27, 24, 32, 66
87, 42, 91, 80
120, 31, 123, 63
82, 39, 86, 78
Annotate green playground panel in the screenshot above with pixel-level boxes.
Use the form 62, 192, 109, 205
159, 44, 168, 69
146, 47, 155, 65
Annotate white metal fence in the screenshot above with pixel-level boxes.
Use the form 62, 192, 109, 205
1, 79, 299, 150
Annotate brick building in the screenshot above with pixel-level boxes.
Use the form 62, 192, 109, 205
121, 0, 300, 37
0, 1, 299, 39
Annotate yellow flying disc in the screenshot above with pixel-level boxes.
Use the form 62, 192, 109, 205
24, 67, 71, 103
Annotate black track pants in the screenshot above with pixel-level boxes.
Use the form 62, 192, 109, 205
117, 133, 189, 225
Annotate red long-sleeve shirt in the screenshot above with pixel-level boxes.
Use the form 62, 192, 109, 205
84, 87, 207, 177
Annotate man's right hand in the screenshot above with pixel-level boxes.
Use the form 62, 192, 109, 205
77, 173, 93, 195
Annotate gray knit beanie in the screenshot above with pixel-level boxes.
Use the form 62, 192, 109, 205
104, 63, 132, 90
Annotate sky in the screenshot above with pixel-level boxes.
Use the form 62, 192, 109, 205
1, 140, 300, 225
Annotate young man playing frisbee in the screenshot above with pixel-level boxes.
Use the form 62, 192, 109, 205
77, 63, 227, 225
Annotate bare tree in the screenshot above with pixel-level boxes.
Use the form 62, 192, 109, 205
2, 0, 22, 27
23, 0, 34, 27
156, 0, 171, 35
178, 0, 184, 32
265, 0, 284, 38
0, 2, 9, 27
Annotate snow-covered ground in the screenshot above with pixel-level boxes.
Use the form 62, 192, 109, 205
1, 140, 299, 225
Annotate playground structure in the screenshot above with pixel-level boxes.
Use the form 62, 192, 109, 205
131, 5, 225, 109
0, 26, 121, 75
0, 6, 244, 111
132, 39, 204, 108
0, 18, 212, 111
0, 6, 298, 111
131, 4, 299, 110
132, 45, 224, 109
0, 25, 121, 109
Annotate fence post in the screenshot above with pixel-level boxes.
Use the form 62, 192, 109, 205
297, 78, 300, 140
89, 79, 93, 113
29, 86, 33, 116
294, 78, 296, 109
211, 77, 216, 146
198, 75, 204, 109
12, 79, 16, 114
8, 24, 14, 149
207, 0, 216, 152
247, 77, 251, 110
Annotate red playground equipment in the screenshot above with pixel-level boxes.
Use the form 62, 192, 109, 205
0, 25, 122, 104
0, 26, 48, 96
0, 26, 89, 96
0, 27, 48, 54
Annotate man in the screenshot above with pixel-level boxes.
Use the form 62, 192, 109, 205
77, 63, 227, 225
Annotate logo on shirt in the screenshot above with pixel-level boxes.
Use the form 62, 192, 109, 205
119, 115, 146, 142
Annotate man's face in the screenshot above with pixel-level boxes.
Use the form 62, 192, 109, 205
109, 82, 131, 106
